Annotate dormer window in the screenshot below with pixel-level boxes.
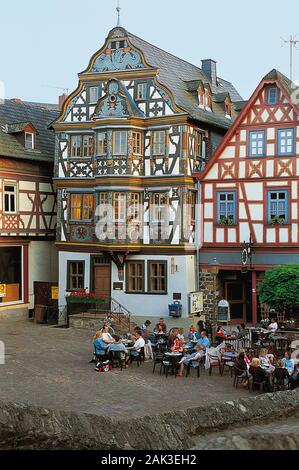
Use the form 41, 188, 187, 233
25, 132, 34, 150
267, 87, 278, 105
205, 88, 212, 110
197, 84, 205, 107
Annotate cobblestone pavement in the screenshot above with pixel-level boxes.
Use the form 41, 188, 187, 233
192, 417, 299, 449
0, 318, 256, 419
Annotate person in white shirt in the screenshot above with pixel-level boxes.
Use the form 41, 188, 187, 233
267, 318, 278, 333
125, 330, 145, 366
101, 324, 115, 344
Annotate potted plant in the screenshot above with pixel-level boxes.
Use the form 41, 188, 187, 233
270, 216, 286, 226
65, 289, 108, 315
219, 216, 234, 226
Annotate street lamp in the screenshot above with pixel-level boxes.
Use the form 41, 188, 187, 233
209, 257, 220, 345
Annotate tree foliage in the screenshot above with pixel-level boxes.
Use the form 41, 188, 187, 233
258, 264, 299, 312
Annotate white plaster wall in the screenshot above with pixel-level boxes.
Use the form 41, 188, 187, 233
29, 242, 58, 309
112, 254, 196, 318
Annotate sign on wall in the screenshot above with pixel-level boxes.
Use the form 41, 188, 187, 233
51, 286, 59, 301
0, 284, 6, 298
218, 299, 230, 322
189, 292, 204, 315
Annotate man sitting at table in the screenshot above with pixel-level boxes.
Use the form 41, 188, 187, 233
154, 318, 167, 333
177, 344, 203, 377
196, 330, 210, 353
125, 330, 145, 366
101, 324, 115, 344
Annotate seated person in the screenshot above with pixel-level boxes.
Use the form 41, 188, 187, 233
249, 358, 268, 388
282, 350, 295, 376
273, 360, 290, 388
101, 324, 115, 344
107, 335, 128, 360
125, 331, 145, 366
177, 328, 185, 341
177, 344, 203, 376
215, 325, 226, 344
235, 352, 250, 386
93, 331, 109, 357
267, 318, 278, 333
290, 363, 299, 390
167, 329, 178, 350
140, 320, 152, 338
171, 337, 184, 353
196, 330, 210, 354
259, 348, 275, 374
154, 318, 167, 334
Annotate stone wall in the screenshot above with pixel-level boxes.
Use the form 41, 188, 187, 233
0, 391, 298, 450
199, 269, 219, 321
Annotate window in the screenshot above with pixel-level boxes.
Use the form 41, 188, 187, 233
67, 261, 85, 291
4, 184, 17, 213
82, 136, 94, 158
70, 194, 93, 221
248, 130, 265, 157
113, 192, 126, 239
217, 191, 236, 225
96, 132, 107, 155
225, 98, 231, 116
126, 262, 144, 292
110, 40, 125, 50
25, 132, 34, 150
205, 89, 212, 109
70, 135, 94, 158
136, 83, 147, 101
90, 87, 99, 104
132, 131, 142, 155
151, 193, 167, 223
152, 130, 166, 155
277, 128, 294, 156
267, 87, 278, 105
148, 261, 167, 293
113, 131, 127, 155
267, 190, 289, 223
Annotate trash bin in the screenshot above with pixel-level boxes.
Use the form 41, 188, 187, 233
168, 302, 182, 318
34, 305, 46, 323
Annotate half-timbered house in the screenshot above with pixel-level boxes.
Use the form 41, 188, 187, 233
52, 26, 242, 319
196, 69, 299, 324
0, 99, 58, 315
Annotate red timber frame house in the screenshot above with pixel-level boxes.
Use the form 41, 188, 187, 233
194, 69, 299, 324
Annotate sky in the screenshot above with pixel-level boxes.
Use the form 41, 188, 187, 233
0, 0, 299, 105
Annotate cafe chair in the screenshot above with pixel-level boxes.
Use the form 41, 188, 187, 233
233, 365, 249, 389
249, 367, 267, 393
109, 350, 125, 371
129, 347, 145, 367
273, 367, 290, 391
152, 349, 164, 374
185, 361, 201, 378
207, 352, 223, 376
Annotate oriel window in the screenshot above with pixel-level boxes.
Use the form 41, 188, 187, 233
132, 131, 142, 155
97, 133, 107, 155
70, 194, 93, 221
82, 136, 94, 158
113, 131, 127, 155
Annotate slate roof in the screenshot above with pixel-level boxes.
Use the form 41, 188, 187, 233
263, 69, 299, 98
0, 99, 59, 162
6, 122, 38, 134
127, 31, 243, 129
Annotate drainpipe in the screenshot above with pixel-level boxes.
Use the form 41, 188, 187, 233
195, 180, 201, 292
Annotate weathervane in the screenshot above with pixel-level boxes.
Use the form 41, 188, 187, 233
116, 0, 121, 27
281, 35, 299, 81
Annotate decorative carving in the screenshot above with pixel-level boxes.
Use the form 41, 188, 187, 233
92, 47, 144, 72
92, 79, 129, 118
71, 225, 93, 242
69, 160, 93, 178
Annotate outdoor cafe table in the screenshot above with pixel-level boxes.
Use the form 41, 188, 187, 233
163, 352, 183, 376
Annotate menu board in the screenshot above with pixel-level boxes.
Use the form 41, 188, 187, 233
217, 300, 230, 322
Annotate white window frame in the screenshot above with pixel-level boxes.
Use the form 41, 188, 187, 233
113, 131, 127, 155
152, 130, 166, 156
136, 83, 147, 101
4, 182, 17, 214
89, 86, 99, 104
25, 132, 34, 150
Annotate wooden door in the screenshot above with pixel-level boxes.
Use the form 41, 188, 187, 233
94, 265, 111, 310
225, 281, 246, 324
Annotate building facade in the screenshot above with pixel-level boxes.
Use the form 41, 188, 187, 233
196, 70, 299, 324
53, 26, 242, 318
0, 99, 58, 313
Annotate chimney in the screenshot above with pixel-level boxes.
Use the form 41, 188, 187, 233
59, 93, 67, 110
201, 59, 217, 86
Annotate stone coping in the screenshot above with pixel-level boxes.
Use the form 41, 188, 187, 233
0, 390, 298, 450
